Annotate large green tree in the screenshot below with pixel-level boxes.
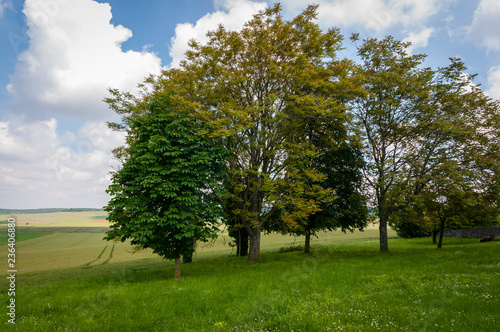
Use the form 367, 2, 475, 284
156, 4, 348, 260
391, 58, 500, 248
351, 36, 500, 252
349, 35, 434, 251
104, 93, 228, 279
264, 133, 368, 253
302, 142, 368, 253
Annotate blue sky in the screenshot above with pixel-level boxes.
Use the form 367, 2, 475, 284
1, 0, 499, 209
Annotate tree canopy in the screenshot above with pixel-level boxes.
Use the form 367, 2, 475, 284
389, 58, 500, 248
104, 93, 228, 279
348, 35, 434, 251
103, 4, 500, 264
156, 4, 351, 260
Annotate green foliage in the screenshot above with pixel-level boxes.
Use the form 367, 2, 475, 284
104, 93, 229, 262
390, 58, 500, 246
265, 142, 368, 250
350, 36, 500, 251
150, 4, 350, 260
349, 36, 434, 251
101, 5, 500, 257
391, 220, 430, 239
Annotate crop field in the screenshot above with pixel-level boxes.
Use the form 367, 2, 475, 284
1, 212, 499, 331
0, 212, 386, 278
0, 211, 110, 228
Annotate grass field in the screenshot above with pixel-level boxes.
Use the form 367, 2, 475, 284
1, 212, 499, 331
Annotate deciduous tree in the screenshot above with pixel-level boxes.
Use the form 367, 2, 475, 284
349, 35, 433, 251
104, 93, 228, 279
399, 59, 500, 248
157, 4, 348, 260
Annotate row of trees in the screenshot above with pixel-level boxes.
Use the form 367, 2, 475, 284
104, 5, 500, 278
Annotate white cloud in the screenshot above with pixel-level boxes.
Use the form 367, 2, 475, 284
0, 0, 156, 208
403, 27, 434, 52
486, 66, 500, 100
169, 0, 267, 67
279, 0, 446, 33
0, 118, 125, 209
466, 0, 500, 52
6, 0, 163, 120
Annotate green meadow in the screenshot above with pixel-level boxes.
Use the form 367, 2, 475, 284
1, 213, 499, 331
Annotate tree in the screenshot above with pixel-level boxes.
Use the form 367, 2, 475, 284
387, 58, 500, 247
104, 92, 228, 279
264, 138, 368, 253
156, 4, 348, 260
410, 59, 500, 248
349, 35, 433, 251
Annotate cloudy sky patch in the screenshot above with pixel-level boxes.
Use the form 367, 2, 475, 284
0, 0, 498, 208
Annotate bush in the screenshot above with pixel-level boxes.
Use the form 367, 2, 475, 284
278, 245, 304, 253
393, 221, 430, 238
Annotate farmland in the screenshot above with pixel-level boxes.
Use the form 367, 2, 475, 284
1, 212, 499, 331
0, 211, 385, 278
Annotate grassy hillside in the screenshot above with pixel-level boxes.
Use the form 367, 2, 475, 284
0, 212, 498, 331
2, 239, 499, 331
1, 223, 385, 280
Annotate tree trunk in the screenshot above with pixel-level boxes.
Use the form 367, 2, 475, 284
174, 257, 181, 280
379, 215, 389, 252
378, 194, 389, 252
248, 226, 261, 260
237, 227, 249, 257
432, 229, 438, 244
304, 228, 311, 254
437, 218, 446, 249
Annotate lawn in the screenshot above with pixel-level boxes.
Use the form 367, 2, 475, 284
1, 225, 498, 331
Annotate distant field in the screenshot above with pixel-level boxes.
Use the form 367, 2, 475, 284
0, 219, 388, 279
0, 211, 389, 277
0, 211, 109, 227
0, 232, 52, 246
0, 210, 390, 289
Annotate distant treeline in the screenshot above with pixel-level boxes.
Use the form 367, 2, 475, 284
0, 208, 104, 214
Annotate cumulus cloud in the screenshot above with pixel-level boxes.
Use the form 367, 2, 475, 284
168, 0, 449, 67
169, 0, 267, 67
6, 0, 163, 120
279, 0, 446, 33
486, 66, 500, 100
403, 27, 434, 52
0, 118, 125, 208
1, 0, 160, 208
466, 0, 500, 52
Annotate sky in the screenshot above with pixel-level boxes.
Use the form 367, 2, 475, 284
0, 0, 499, 209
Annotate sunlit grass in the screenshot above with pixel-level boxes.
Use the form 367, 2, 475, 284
1, 237, 498, 331
0, 232, 52, 246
